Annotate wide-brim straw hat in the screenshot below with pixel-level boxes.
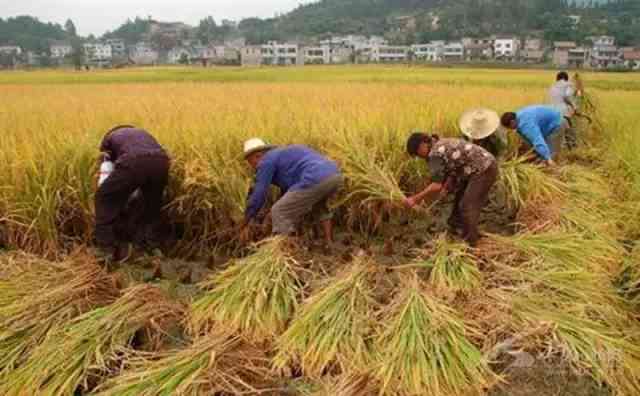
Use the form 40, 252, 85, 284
243, 138, 276, 158
459, 108, 501, 140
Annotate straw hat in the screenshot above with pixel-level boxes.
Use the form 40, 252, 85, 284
459, 108, 501, 140
243, 138, 276, 158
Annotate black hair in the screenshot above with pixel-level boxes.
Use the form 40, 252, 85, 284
500, 112, 517, 128
406, 132, 439, 156
107, 125, 135, 134
556, 71, 569, 82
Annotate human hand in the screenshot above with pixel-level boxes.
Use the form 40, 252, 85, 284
404, 196, 418, 209
546, 159, 556, 167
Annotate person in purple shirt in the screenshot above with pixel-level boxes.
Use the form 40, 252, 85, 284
96, 125, 170, 262
241, 138, 343, 247
500, 105, 570, 166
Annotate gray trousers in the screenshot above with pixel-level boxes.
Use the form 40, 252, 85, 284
271, 175, 344, 235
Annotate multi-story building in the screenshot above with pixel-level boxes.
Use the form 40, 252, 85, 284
371, 45, 409, 63
83, 43, 112, 65
567, 47, 589, 69
50, 42, 73, 59
464, 43, 493, 61
443, 42, 464, 62
240, 46, 262, 67
587, 35, 615, 46
0, 45, 22, 55
590, 44, 620, 69
621, 47, 640, 70
105, 39, 126, 57
129, 42, 159, 65
494, 37, 520, 60
552, 41, 577, 68
261, 42, 303, 66
304, 46, 331, 64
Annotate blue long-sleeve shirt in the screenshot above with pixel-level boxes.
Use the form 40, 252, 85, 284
245, 145, 340, 220
516, 106, 564, 161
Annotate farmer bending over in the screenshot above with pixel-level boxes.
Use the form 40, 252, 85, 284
500, 106, 569, 167
95, 125, 170, 262
548, 71, 578, 149
405, 133, 498, 247
459, 108, 507, 158
241, 138, 343, 247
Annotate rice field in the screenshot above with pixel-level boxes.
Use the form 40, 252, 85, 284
1, 65, 640, 395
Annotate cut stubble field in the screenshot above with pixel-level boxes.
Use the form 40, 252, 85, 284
1, 65, 640, 395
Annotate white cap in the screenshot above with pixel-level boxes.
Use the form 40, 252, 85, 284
243, 138, 275, 158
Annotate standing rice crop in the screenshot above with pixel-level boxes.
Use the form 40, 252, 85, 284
189, 236, 302, 341
94, 328, 273, 396
273, 257, 378, 377
0, 284, 184, 396
373, 275, 494, 396
0, 251, 117, 375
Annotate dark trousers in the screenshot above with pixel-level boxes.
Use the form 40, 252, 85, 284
448, 162, 498, 246
95, 155, 170, 248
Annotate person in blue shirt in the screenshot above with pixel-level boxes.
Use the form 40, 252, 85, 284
500, 105, 569, 166
241, 138, 343, 247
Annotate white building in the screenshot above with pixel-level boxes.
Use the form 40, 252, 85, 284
105, 39, 126, 56
588, 36, 615, 46
443, 42, 464, 61
304, 46, 331, 64
412, 43, 444, 62
371, 45, 409, 63
494, 37, 520, 59
261, 42, 303, 66
50, 43, 73, 58
0, 45, 22, 55
130, 42, 159, 65
240, 46, 262, 67
83, 43, 112, 63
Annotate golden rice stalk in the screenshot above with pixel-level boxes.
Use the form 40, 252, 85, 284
189, 236, 302, 341
497, 157, 567, 211
1, 284, 184, 396
330, 131, 407, 205
511, 294, 640, 396
616, 246, 640, 309
407, 235, 481, 296
273, 257, 377, 377
374, 275, 494, 396
308, 374, 378, 396
0, 251, 118, 375
94, 329, 272, 396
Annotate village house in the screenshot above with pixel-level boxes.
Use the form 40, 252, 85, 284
83, 43, 112, 66
412, 42, 443, 62
129, 42, 159, 65
240, 46, 262, 67
494, 37, 520, 60
304, 46, 330, 64
147, 20, 193, 40
0, 45, 22, 55
261, 42, 303, 66
443, 42, 464, 62
553, 41, 577, 68
212, 46, 240, 65
329, 46, 353, 64
521, 39, 546, 63
621, 48, 640, 70
371, 45, 409, 63
464, 43, 493, 61
567, 47, 589, 69
50, 42, 73, 59
589, 36, 619, 69
105, 39, 126, 57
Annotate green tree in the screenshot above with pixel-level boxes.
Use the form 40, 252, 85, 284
64, 19, 77, 37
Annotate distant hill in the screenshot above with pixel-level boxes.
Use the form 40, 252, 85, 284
238, 0, 638, 45
0, 16, 73, 52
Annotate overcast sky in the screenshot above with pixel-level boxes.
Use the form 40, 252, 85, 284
1, 0, 310, 36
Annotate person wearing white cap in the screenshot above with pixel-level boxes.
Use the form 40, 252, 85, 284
241, 138, 343, 247
459, 108, 508, 158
